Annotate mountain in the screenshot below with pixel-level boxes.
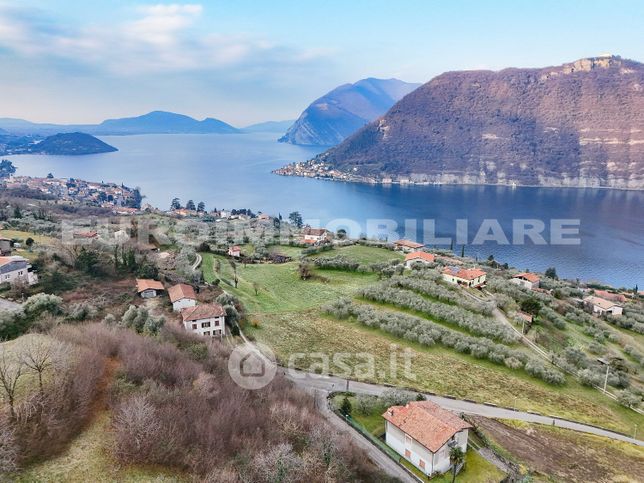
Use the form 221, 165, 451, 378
0, 132, 117, 155
0, 111, 238, 136
278, 78, 421, 146
94, 111, 239, 134
310, 56, 644, 189
243, 120, 295, 133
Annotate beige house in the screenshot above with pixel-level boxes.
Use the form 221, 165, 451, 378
511, 272, 540, 290
168, 283, 197, 312
442, 267, 487, 288
383, 400, 472, 477
584, 296, 623, 316
181, 303, 226, 337
228, 245, 241, 257
302, 227, 331, 244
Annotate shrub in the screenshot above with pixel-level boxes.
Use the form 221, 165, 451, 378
617, 390, 641, 409
67, 302, 98, 322
120, 305, 165, 335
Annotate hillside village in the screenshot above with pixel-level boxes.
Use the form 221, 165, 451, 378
0, 186, 642, 482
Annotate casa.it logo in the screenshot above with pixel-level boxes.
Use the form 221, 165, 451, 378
228, 342, 277, 390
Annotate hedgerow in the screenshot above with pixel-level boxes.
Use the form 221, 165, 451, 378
323, 299, 564, 385
359, 283, 518, 344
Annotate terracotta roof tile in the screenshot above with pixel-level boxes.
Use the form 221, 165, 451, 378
443, 266, 486, 280
513, 272, 540, 283
394, 239, 424, 249
405, 251, 435, 262
168, 283, 196, 303
383, 400, 472, 453
181, 303, 225, 322
136, 279, 165, 292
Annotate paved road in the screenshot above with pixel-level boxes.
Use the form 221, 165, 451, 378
192, 253, 203, 271
0, 298, 21, 311
284, 369, 644, 447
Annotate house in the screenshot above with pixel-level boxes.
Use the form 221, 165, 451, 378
0, 255, 38, 285
181, 303, 226, 337
73, 230, 99, 240
136, 279, 165, 298
257, 213, 271, 221
594, 290, 627, 304
584, 296, 623, 316
511, 272, 541, 290
168, 283, 197, 312
404, 251, 435, 269
394, 239, 425, 253
302, 227, 331, 244
0, 237, 12, 256
383, 400, 472, 477
228, 245, 241, 257
442, 267, 487, 288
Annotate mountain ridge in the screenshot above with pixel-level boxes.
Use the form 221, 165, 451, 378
278, 78, 421, 146
307, 56, 644, 189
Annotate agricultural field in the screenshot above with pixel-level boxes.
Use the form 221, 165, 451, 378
473, 417, 644, 482
203, 244, 644, 435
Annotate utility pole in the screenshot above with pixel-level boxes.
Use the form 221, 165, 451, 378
597, 358, 610, 392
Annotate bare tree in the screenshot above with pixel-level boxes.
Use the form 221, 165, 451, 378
0, 416, 18, 474
0, 350, 24, 419
20, 337, 55, 396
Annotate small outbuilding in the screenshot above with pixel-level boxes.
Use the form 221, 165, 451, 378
168, 283, 197, 312
136, 279, 165, 298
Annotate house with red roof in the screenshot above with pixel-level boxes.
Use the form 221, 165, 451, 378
511, 272, 541, 290
228, 245, 241, 257
136, 279, 165, 298
168, 283, 197, 312
393, 239, 425, 253
383, 400, 472, 476
583, 295, 623, 316
442, 267, 487, 288
302, 227, 331, 244
404, 251, 435, 269
181, 303, 226, 337
0, 255, 38, 285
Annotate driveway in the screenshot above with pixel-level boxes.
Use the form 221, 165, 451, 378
0, 298, 21, 311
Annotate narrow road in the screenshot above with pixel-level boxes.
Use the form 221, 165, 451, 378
284, 369, 644, 447
192, 253, 203, 271
0, 298, 21, 311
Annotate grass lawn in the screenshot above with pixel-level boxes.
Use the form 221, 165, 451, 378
308, 244, 404, 265
268, 244, 304, 258
201, 252, 378, 313
248, 311, 643, 434
0, 229, 55, 245
330, 394, 386, 436
429, 451, 504, 483
14, 412, 188, 482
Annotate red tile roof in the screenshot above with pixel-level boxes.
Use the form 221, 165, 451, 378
594, 290, 627, 303
168, 283, 196, 303
394, 239, 424, 249
181, 303, 225, 322
513, 272, 540, 283
443, 267, 486, 280
383, 400, 472, 453
136, 279, 165, 293
0, 255, 27, 267
303, 227, 329, 237
405, 251, 435, 263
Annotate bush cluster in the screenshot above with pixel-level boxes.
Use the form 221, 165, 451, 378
359, 283, 518, 344
313, 256, 360, 272
323, 299, 564, 385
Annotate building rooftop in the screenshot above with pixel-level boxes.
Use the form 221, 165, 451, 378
181, 303, 226, 322
136, 279, 165, 293
168, 283, 197, 303
405, 251, 435, 262
513, 272, 540, 283
383, 400, 472, 453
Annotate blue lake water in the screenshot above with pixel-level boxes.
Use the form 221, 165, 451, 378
7, 132, 644, 288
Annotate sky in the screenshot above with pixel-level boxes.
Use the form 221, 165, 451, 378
0, 0, 643, 126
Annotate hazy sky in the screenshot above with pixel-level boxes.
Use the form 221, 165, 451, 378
1, 0, 642, 126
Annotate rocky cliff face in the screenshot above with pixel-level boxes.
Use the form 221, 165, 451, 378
279, 78, 420, 146
313, 56, 644, 189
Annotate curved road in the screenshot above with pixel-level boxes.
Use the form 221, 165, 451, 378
284, 369, 644, 447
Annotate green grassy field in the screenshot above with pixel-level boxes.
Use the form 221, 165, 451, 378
204, 244, 642, 435
308, 244, 404, 265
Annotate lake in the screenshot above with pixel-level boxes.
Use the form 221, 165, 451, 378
7, 132, 643, 288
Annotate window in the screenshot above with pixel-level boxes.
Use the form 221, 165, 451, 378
404, 449, 411, 459
201, 321, 211, 328
419, 459, 425, 470
204, 331, 210, 336
192, 324, 197, 330
404, 434, 412, 447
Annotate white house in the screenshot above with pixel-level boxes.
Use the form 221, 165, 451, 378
228, 245, 241, 257
383, 400, 472, 477
442, 267, 487, 288
302, 227, 331, 244
136, 279, 165, 298
181, 303, 226, 337
404, 251, 435, 269
0, 256, 38, 285
393, 239, 425, 253
584, 295, 623, 316
511, 272, 540, 290
168, 283, 197, 312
